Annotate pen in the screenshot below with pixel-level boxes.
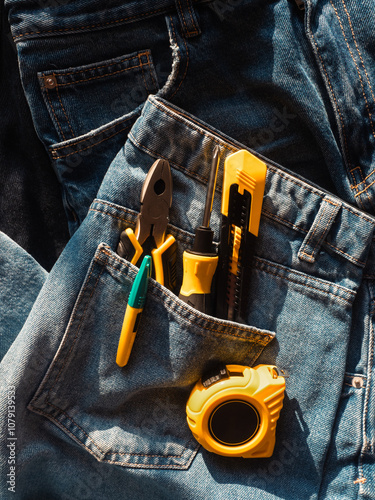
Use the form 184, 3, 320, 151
116, 255, 152, 367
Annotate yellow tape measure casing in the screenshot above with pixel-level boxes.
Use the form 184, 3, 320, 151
186, 364, 285, 458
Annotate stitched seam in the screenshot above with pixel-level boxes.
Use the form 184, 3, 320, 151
325, 240, 365, 266
254, 257, 355, 298
13, 7, 171, 41
101, 262, 271, 340
89, 207, 193, 243
355, 165, 375, 211
253, 265, 353, 305
50, 52, 150, 78
51, 124, 132, 159
35, 403, 189, 460
145, 52, 158, 89
129, 133, 208, 184
259, 209, 366, 265
137, 92, 375, 225
47, 265, 105, 397
342, 0, 375, 104
56, 85, 75, 138
350, 167, 375, 189
304, 202, 339, 258
45, 403, 185, 458
362, 297, 375, 453
309, 29, 356, 186
54, 63, 150, 87
177, 0, 198, 35
51, 116, 135, 152
330, 1, 375, 139
186, 0, 199, 33
244, 341, 265, 366
139, 59, 150, 93
178, 0, 189, 33
168, 15, 190, 100
354, 177, 375, 198
301, 202, 329, 257
96, 248, 272, 340
262, 208, 308, 234
147, 98, 236, 153
129, 126, 374, 254
44, 85, 66, 141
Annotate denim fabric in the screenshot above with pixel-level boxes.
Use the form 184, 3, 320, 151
0, 232, 47, 361
0, 3, 69, 269
9, 0, 375, 234
1, 95, 375, 499
2, 0, 375, 498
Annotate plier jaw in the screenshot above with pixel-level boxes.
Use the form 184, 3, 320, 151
135, 159, 173, 249
117, 159, 177, 292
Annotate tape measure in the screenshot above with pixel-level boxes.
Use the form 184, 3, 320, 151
186, 364, 285, 458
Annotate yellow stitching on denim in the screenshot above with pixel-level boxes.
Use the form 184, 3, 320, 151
139, 60, 150, 93
47, 265, 105, 395
40, 402, 189, 459
146, 99, 238, 152
51, 52, 150, 78
44, 82, 66, 141
89, 207, 192, 242
128, 133, 210, 184
341, 0, 375, 104
309, 29, 356, 187
350, 167, 375, 189
145, 52, 158, 89
13, 8, 170, 40
264, 205, 366, 265
51, 125, 132, 159
177, 0, 199, 36
55, 86, 75, 138
253, 265, 353, 305
354, 177, 375, 198
186, 0, 199, 33
55, 63, 149, 87
302, 201, 340, 258
302, 202, 329, 257
330, 1, 375, 140
103, 265, 271, 340
50, 116, 134, 152
97, 247, 272, 340
254, 257, 355, 298
310, 203, 339, 255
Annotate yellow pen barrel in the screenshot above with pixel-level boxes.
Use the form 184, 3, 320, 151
116, 305, 143, 367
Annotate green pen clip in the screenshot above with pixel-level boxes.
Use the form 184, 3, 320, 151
116, 256, 152, 367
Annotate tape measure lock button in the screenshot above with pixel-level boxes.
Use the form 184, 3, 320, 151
186, 364, 285, 458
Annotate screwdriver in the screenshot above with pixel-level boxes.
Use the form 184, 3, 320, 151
178, 146, 220, 314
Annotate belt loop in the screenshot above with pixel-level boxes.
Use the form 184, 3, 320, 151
298, 194, 342, 263
175, 0, 201, 38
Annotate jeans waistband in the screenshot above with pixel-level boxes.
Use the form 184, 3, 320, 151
6, 0, 208, 42
129, 95, 375, 271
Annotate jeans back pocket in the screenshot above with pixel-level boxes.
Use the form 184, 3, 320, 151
29, 242, 275, 469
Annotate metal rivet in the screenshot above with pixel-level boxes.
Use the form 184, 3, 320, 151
44, 75, 57, 89
352, 377, 364, 389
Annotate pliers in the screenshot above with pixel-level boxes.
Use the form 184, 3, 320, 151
116, 159, 177, 292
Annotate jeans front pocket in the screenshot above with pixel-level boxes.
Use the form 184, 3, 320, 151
28, 241, 275, 469
38, 50, 159, 142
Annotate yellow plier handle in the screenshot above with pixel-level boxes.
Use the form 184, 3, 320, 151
117, 227, 177, 292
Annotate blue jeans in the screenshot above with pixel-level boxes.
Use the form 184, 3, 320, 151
2, 0, 375, 498
8, 0, 375, 227
1, 95, 374, 499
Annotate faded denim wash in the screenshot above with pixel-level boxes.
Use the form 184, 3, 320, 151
2, 0, 375, 498
1, 96, 375, 499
